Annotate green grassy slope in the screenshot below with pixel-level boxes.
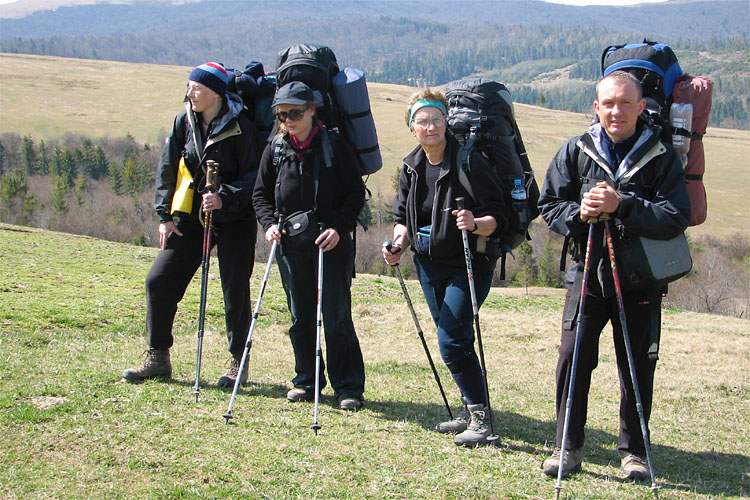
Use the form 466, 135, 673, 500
0, 223, 748, 499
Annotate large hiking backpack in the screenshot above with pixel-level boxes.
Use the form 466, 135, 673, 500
602, 40, 683, 141
445, 78, 540, 278
225, 61, 277, 143
602, 41, 711, 227
276, 44, 382, 176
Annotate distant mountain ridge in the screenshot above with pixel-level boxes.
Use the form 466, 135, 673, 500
1, 0, 747, 40
1, 0, 747, 129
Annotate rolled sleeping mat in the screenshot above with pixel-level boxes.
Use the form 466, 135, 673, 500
332, 67, 382, 175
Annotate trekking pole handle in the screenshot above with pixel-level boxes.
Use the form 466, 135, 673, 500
206, 160, 219, 192
585, 212, 611, 224
456, 197, 465, 211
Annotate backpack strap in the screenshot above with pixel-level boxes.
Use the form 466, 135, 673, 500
272, 136, 321, 219
455, 133, 476, 198
320, 125, 334, 169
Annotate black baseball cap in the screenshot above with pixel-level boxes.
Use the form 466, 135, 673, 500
272, 81, 314, 107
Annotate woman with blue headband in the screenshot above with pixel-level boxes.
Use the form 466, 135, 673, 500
382, 88, 507, 447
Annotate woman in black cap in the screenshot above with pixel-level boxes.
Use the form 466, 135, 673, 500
253, 81, 366, 410
123, 62, 260, 388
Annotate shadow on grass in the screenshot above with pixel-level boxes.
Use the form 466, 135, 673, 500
361, 395, 747, 498
122, 372, 747, 497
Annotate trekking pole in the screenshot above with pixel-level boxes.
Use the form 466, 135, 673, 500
223, 222, 281, 423
455, 197, 499, 444
311, 223, 326, 435
603, 216, 660, 498
193, 160, 219, 403
555, 220, 596, 500
383, 239, 453, 420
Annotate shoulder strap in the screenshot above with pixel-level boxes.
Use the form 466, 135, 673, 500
320, 126, 334, 169
456, 136, 475, 198
273, 136, 322, 218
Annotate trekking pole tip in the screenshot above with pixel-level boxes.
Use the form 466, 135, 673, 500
223, 411, 233, 424
650, 483, 660, 498
311, 423, 321, 435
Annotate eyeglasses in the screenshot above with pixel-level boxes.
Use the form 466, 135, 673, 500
275, 108, 308, 122
413, 117, 446, 128
186, 84, 207, 95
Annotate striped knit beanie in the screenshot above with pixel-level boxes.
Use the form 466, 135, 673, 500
188, 62, 229, 96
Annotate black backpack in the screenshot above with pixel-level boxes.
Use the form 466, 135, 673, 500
275, 44, 382, 176
601, 40, 683, 142
445, 78, 540, 278
225, 61, 277, 143
276, 44, 341, 130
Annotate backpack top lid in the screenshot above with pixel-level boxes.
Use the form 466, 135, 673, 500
227, 61, 276, 99
602, 42, 683, 100
275, 44, 340, 91
445, 78, 516, 144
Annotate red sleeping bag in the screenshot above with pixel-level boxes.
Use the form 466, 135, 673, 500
673, 74, 713, 226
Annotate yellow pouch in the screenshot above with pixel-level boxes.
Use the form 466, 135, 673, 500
170, 157, 194, 215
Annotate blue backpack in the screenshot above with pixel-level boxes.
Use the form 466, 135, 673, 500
226, 61, 277, 143
601, 40, 683, 141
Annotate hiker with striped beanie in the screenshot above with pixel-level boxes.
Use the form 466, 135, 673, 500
123, 62, 262, 389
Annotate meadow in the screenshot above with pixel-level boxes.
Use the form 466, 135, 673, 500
0, 52, 749, 499
1, 223, 748, 499
1, 53, 748, 239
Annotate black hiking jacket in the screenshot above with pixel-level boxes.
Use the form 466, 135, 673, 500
252, 129, 365, 234
538, 122, 690, 296
154, 94, 260, 226
393, 136, 507, 272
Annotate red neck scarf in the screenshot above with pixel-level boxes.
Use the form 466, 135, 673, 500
289, 119, 323, 152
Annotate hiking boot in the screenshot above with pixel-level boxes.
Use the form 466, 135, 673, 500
338, 396, 363, 412
542, 447, 583, 477
217, 356, 248, 388
620, 453, 649, 481
122, 348, 171, 381
436, 397, 470, 434
286, 387, 315, 402
453, 403, 495, 447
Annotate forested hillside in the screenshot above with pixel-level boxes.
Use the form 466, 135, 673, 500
1, 0, 748, 128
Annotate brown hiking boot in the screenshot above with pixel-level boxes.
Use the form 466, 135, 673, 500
542, 447, 583, 477
453, 403, 496, 447
286, 387, 316, 402
217, 356, 249, 388
436, 397, 470, 434
122, 348, 171, 381
620, 453, 649, 481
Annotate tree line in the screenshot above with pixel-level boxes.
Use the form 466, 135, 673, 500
2, 131, 747, 317
2, 18, 748, 129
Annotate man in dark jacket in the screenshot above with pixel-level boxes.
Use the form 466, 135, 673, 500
538, 71, 690, 480
123, 62, 260, 388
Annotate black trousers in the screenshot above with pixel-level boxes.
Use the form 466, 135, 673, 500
276, 234, 365, 401
554, 285, 658, 457
145, 218, 256, 356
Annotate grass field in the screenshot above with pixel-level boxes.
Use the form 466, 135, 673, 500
1, 222, 748, 499
1, 53, 748, 240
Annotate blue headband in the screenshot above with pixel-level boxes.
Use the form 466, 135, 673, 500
408, 99, 447, 128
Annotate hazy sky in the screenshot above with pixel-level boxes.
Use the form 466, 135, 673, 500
543, 0, 668, 4
0, 0, 671, 4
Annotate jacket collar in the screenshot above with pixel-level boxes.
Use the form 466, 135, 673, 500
184, 93, 243, 157
403, 135, 456, 174
578, 122, 665, 183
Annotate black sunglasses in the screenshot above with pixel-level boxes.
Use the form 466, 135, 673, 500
275, 108, 307, 122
